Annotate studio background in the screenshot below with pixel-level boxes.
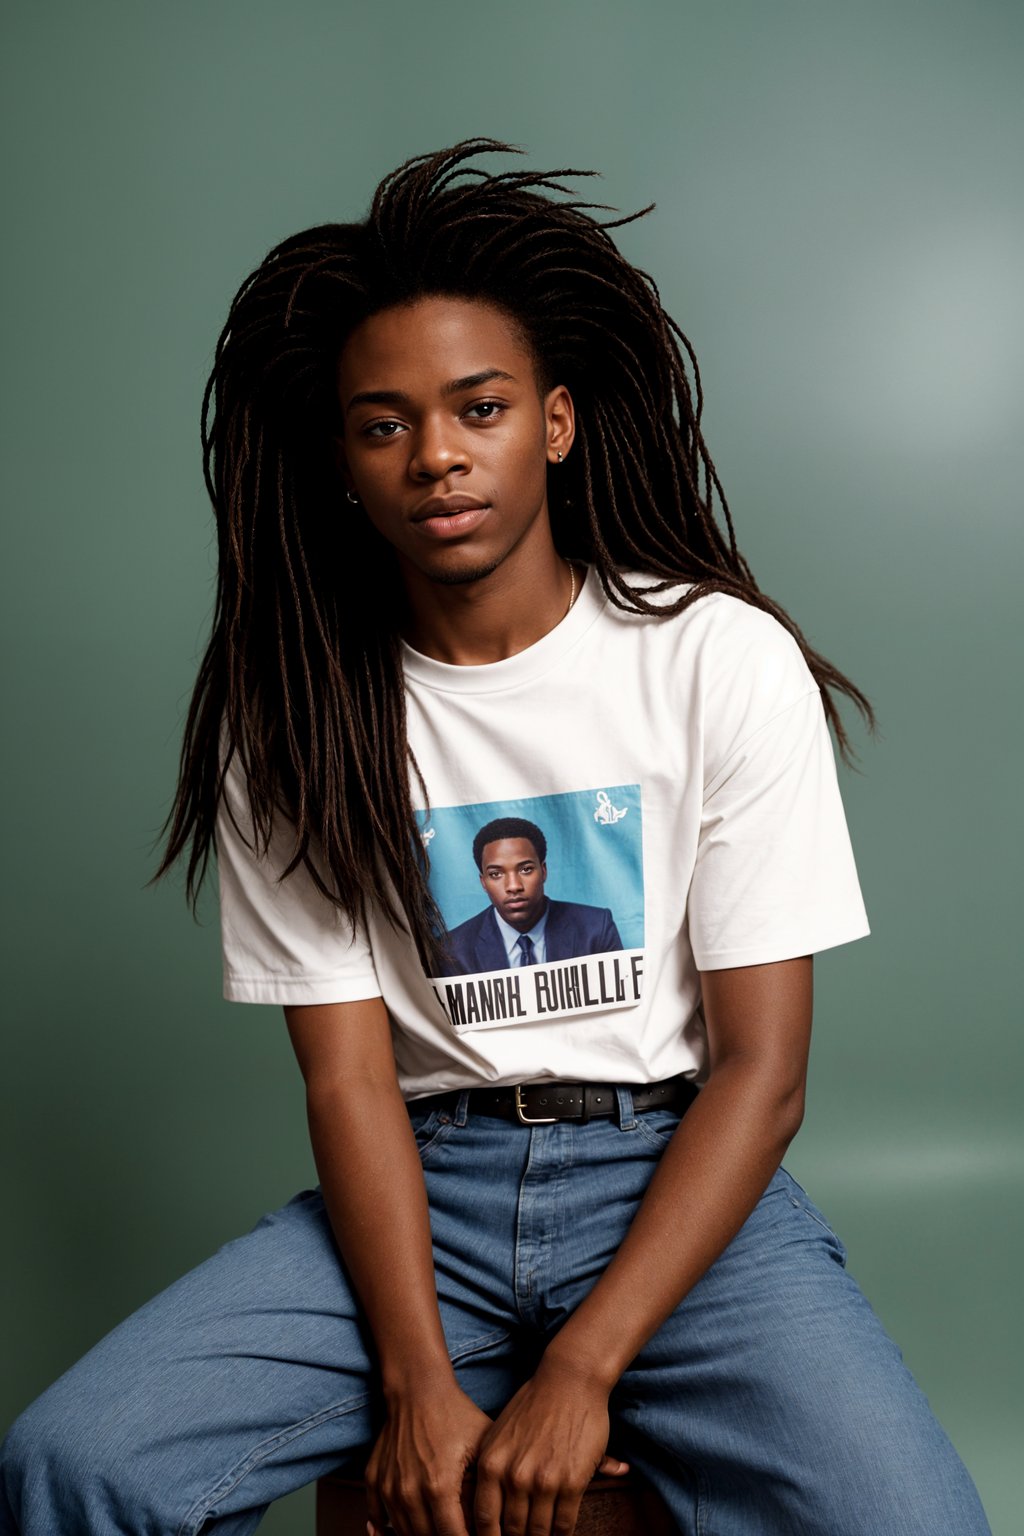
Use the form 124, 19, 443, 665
2, 3, 1020, 1531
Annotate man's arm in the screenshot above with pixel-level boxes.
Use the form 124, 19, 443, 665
284, 997, 488, 1536
472, 955, 813, 1536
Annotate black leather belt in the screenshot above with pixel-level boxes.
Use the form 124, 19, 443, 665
409, 1074, 699, 1126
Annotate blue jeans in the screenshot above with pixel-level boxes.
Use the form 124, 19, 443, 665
1, 1090, 991, 1535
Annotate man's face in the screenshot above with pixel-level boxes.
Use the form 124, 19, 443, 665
336, 295, 573, 590
478, 837, 547, 932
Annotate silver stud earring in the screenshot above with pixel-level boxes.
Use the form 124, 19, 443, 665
556, 450, 564, 462
346, 490, 360, 505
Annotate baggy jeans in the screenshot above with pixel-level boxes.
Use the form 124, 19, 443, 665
0, 1090, 992, 1535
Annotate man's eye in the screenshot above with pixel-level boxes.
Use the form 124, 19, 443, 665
364, 420, 404, 438
466, 401, 507, 421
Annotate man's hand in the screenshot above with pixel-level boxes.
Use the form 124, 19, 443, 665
365, 1382, 491, 1536
472, 1359, 629, 1536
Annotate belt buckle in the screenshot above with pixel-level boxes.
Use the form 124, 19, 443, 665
514, 1085, 558, 1125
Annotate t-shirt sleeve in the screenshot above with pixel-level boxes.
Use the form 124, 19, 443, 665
686, 604, 870, 970
216, 745, 383, 1006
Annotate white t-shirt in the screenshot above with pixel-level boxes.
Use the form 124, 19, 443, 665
216, 568, 869, 1099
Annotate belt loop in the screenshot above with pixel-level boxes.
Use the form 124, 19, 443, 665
453, 1089, 471, 1128
615, 1086, 637, 1130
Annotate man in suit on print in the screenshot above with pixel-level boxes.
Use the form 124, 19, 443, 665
439, 815, 623, 977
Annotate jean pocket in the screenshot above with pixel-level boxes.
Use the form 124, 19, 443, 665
777, 1166, 848, 1265
632, 1108, 685, 1149
407, 1105, 457, 1164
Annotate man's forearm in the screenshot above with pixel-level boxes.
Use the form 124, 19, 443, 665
305, 1074, 456, 1400
541, 1059, 804, 1390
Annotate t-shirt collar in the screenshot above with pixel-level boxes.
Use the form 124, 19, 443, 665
399, 564, 607, 694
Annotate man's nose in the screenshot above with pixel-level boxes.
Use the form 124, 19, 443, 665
409, 416, 471, 480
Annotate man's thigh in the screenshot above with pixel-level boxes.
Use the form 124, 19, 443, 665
609, 1165, 991, 1536
1, 1180, 521, 1536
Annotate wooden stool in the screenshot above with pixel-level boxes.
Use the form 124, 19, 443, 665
315, 1470, 677, 1534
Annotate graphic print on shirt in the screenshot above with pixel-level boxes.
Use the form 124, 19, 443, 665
416, 784, 644, 1033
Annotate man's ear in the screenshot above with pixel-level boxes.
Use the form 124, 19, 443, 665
545, 384, 575, 463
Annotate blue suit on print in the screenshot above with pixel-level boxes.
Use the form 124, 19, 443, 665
438, 898, 623, 978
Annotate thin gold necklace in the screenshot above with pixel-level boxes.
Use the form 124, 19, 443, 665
564, 558, 578, 618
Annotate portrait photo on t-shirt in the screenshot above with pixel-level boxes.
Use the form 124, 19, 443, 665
417, 785, 645, 1033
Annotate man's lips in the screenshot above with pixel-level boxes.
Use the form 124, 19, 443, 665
411, 494, 489, 522
411, 503, 490, 540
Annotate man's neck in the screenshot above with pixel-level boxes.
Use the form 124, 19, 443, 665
399, 539, 575, 666
495, 898, 550, 942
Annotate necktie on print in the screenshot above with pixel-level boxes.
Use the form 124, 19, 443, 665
516, 933, 538, 966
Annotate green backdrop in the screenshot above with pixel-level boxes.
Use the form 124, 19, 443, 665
2, 3, 1020, 1531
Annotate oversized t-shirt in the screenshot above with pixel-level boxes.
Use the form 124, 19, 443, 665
216, 568, 869, 1099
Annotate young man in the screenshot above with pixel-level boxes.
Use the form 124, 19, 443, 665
1, 140, 991, 1536
439, 817, 624, 978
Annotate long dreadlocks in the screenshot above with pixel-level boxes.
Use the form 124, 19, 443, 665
154, 137, 874, 976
